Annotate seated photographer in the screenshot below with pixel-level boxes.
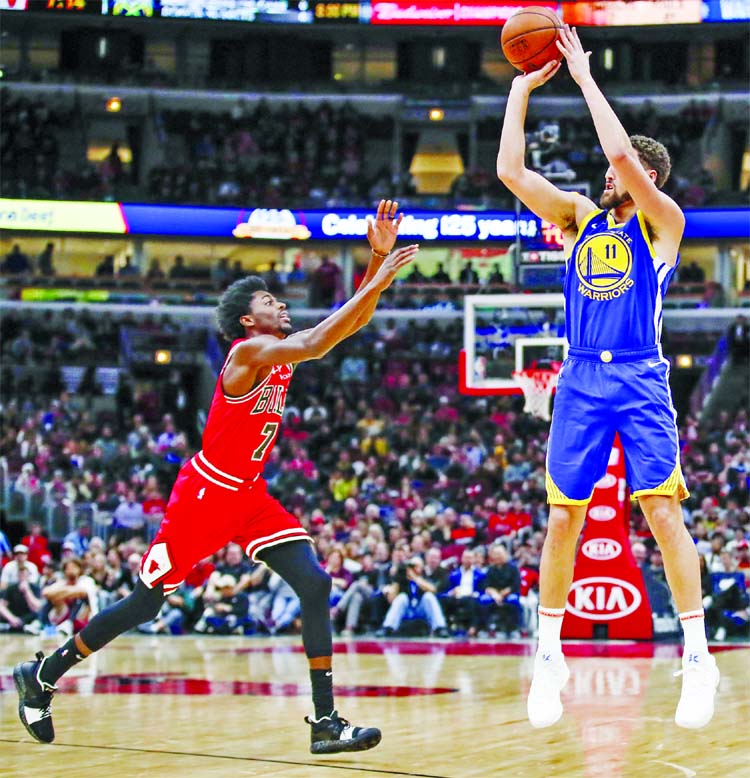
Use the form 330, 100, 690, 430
194, 574, 251, 635
376, 552, 450, 638
0, 566, 42, 633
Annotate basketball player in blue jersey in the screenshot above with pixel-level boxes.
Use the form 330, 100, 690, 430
497, 25, 718, 730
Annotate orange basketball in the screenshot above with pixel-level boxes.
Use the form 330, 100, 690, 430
501, 6, 563, 74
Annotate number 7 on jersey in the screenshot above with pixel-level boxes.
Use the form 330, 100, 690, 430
251, 421, 279, 461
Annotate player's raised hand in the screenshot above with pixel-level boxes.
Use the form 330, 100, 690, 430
513, 59, 561, 93
557, 24, 592, 85
367, 199, 403, 257
370, 244, 419, 291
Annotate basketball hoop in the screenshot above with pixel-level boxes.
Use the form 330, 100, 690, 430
512, 368, 559, 421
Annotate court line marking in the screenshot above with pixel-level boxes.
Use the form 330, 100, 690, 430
0, 738, 452, 778
650, 761, 697, 777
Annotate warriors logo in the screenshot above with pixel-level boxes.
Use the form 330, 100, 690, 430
575, 232, 634, 300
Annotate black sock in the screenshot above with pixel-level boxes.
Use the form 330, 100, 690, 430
310, 668, 334, 720
40, 638, 85, 686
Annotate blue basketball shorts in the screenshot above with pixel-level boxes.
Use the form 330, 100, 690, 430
546, 347, 689, 505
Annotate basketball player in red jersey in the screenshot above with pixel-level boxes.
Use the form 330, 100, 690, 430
14, 200, 418, 754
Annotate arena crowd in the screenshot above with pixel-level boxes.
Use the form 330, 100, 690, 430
1, 312, 748, 642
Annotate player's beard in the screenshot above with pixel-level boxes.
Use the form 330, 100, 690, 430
599, 186, 632, 210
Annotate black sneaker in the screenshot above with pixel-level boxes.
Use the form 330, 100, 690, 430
13, 651, 57, 743
305, 710, 382, 754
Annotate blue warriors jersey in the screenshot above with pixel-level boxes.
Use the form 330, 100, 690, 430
564, 209, 679, 351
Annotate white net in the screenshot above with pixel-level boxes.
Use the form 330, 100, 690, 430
512, 369, 559, 422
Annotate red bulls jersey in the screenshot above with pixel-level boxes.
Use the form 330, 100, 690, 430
192, 339, 292, 486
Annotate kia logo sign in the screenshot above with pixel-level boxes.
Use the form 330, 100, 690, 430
587, 505, 617, 521
567, 577, 642, 621
581, 539, 622, 561
595, 473, 617, 490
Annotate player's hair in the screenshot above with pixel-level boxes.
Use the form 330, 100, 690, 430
216, 275, 268, 341
629, 135, 671, 188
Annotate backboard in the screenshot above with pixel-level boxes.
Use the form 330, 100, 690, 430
460, 293, 567, 395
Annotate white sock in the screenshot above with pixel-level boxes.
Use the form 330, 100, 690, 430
679, 609, 709, 655
536, 606, 566, 654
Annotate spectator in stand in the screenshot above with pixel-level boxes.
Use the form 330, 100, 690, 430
139, 582, 197, 635
21, 520, 51, 571
210, 542, 257, 594
481, 544, 522, 637
0, 566, 43, 633
263, 262, 285, 294
325, 548, 353, 607
14, 463, 42, 500
503, 451, 532, 490
142, 477, 167, 537
310, 255, 341, 308
211, 257, 232, 290
727, 315, 750, 365
443, 548, 485, 637
168, 255, 191, 280
62, 521, 92, 558
112, 489, 146, 537
101, 547, 133, 607
95, 255, 115, 277
37, 243, 56, 277
265, 571, 301, 635
332, 541, 393, 635
431, 263, 451, 284
631, 541, 649, 569
705, 532, 727, 573
117, 256, 140, 278
39, 557, 99, 637
1, 244, 32, 276
1, 545, 40, 591
459, 264, 480, 284
145, 259, 165, 282
0, 529, 12, 566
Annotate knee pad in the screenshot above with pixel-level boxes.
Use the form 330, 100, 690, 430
302, 567, 332, 604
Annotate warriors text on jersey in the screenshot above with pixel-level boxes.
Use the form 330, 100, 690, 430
195, 339, 293, 484
564, 208, 679, 353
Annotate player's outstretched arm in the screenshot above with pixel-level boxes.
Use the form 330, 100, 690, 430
497, 61, 594, 233
558, 25, 684, 252
343, 198, 405, 337
242, 244, 419, 367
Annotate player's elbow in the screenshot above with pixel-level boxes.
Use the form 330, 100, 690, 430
608, 146, 638, 168
304, 332, 329, 360
496, 163, 518, 185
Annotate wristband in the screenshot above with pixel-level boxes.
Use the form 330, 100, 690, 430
370, 247, 390, 258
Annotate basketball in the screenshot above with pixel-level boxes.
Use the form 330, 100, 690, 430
501, 6, 563, 73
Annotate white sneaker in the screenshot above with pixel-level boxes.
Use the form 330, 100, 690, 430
674, 651, 720, 729
527, 650, 570, 728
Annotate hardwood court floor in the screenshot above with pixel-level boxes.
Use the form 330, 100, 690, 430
1, 635, 748, 778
